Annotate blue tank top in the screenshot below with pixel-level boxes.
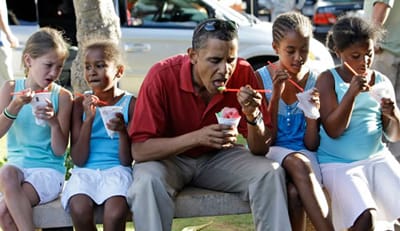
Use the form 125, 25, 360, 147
7, 79, 66, 174
257, 67, 317, 150
317, 69, 388, 163
81, 93, 133, 170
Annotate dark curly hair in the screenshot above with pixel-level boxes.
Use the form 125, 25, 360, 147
326, 16, 384, 53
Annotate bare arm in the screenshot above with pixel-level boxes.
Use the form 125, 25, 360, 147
0, 81, 32, 137
381, 97, 400, 142
115, 97, 135, 166
372, 2, 391, 26
0, 10, 18, 48
266, 67, 289, 143
132, 124, 231, 162
238, 86, 271, 155
48, 88, 73, 155
316, 70, 356, 138
70, 96, 93, 166
303, 88, 320, 151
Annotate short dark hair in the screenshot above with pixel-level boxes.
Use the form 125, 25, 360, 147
192, 18, 238, 50
326, 16, 384, 53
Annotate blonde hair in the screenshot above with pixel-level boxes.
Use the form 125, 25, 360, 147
22, 27, 69, 76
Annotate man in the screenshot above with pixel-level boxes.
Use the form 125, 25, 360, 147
127, 18, 290, 231
264, 0, 306, 22
364, 0, 400, 161
0, 0, 18, 86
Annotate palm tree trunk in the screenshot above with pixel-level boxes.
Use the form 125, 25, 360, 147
71, 0, 121, 93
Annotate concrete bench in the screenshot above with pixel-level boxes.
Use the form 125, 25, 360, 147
34, 186, 251, 229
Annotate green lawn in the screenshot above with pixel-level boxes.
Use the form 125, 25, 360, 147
125, 214, 254, 231
103, 214, 254, 231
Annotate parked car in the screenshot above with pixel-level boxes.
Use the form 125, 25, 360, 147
9, 0, 334, 94
302, 0, 364, 42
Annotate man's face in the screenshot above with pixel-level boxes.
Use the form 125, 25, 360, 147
190, 38, 238, 95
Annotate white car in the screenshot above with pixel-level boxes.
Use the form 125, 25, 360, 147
10, 0, 334, 94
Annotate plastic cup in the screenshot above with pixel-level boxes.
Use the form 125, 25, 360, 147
99, 106, 123, 138
216, 115, 241, 128
296, 89, 320, 120
30, 92, 52, 126
369, 81, 395, 103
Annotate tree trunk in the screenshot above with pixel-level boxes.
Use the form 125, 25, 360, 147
71, 0, 121, 93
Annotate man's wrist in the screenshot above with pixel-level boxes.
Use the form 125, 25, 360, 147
245, 111, 263, 126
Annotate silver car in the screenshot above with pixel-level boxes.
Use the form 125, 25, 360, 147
10, 0, 334, 94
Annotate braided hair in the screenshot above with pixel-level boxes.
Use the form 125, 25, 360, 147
272, 11, 313, 44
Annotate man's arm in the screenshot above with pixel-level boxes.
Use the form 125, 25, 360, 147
372, 1, 391, 26
0, 9, 18, 48
132, 124, 234, 162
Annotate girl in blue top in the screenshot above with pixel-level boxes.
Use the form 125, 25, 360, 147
61, 39, 135, 231
317, 16, 400, 230
256, 12, 334, 231
0, 28, 72, 231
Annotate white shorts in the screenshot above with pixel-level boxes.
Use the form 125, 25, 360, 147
320, 151, 400, 230
1, 165, 65, 205
266, 146, 322, 183
61, 165, 133, 211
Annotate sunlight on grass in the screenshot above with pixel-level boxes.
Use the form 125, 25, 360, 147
95, 214, 254, 231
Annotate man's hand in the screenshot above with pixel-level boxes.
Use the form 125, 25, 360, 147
195, 124, 238, 149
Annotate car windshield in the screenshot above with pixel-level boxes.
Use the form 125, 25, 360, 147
128, 0, 254, 28
325, 0, 360, 2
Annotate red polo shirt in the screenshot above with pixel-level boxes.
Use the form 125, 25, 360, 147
129, 54, 271, 157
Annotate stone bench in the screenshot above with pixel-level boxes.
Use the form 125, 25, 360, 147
34, 186, 251, 229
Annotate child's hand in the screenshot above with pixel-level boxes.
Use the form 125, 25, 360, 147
82, 94, 97, 119
381, 97, 397, 120
34, 99, 56, 124
271, 69, 289, 95
14, 88, 34, 106
309, 88, 320, 110
349, 73, 370, 95
107, 112, 126, 133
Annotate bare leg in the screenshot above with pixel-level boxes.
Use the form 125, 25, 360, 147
103, 196, 128, 231
69, 194, 97, 231
287, 181, 306, 231
0, 165, 39, 231
0, 200, 17, 231
348, 209, 375, 231
283, 153, 334, 231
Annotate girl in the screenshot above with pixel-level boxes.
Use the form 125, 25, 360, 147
0, 27, 72, 230
61, 39, 135, 231
256, 12, 334, 231
317, 16, 400, 230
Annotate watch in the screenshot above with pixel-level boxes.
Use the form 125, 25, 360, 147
246, 112, 263, 126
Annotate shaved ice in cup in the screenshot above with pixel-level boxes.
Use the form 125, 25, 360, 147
369, 81, 395, 103
296, 89, 320, 119
215, 107, 241, 127
30, 92, 51, 126
99, 106, 123, 138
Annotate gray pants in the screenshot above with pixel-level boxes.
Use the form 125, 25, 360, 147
127, 146, 291, 231
0, 45, 13, 87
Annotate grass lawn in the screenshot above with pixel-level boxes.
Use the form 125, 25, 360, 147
99, 214, 254, 231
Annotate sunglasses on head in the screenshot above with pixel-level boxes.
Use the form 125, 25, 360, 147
195, 19, 238, 34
